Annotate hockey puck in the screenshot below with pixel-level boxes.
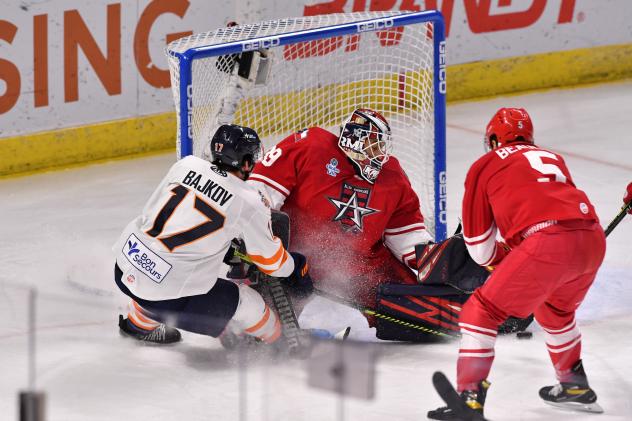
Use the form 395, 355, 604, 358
516, 331, 533, 339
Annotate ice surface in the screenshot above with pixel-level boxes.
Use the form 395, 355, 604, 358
2, 81, 632, 420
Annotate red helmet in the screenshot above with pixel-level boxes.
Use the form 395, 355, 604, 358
484, 108, 534, 151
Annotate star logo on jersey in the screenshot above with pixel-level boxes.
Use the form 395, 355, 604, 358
328, 182, 379, 231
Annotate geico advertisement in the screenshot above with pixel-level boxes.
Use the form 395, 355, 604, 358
0, 0, 630, 137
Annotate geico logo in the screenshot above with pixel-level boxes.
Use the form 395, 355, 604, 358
438, 41, 447, 95
439, 171, 447, 224
133, 252, 157, 271
243, 38, 280, 51
186, 84, 194, 139
357, 19, 394, 33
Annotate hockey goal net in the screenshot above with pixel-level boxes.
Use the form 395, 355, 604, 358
166, 10, 447, 240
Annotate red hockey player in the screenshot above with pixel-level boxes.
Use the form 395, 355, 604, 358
248, 108, 433, 322
429, 108, 605, 419
624, 182, 632, 213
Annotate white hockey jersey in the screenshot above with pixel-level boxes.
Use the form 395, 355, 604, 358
114, 155, 294, 301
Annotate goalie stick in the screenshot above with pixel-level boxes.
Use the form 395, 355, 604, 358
232, 249, 451, 339
314, 287, 454, 339
234, 244, 523, 340
431, 371, 487, 421
604, 199, 632, 237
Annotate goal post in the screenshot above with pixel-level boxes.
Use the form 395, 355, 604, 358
166, 10, 447, 241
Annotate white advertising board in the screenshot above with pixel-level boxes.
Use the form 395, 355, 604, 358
0, 0, 630, 138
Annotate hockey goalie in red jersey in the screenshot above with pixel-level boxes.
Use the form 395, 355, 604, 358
248, 108, 433, 322
428, 108, 606, 419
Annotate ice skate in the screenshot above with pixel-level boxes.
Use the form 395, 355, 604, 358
118, 315, 181, 344
428, 379, 489, 420
539, 360, 603, 413
218, 329, 260, 351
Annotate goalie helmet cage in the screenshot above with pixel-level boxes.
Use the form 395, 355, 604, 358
166, 10, 447, 241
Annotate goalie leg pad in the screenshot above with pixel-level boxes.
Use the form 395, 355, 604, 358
375, 284, 466, 342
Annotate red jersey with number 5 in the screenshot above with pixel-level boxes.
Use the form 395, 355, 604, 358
462, 143, 599, 266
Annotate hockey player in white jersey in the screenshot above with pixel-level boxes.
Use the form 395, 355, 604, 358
113, 124, 311, 345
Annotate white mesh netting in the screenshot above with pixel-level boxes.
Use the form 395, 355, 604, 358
166, 11, 440, 237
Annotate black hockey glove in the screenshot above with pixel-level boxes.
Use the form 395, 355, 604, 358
283, 252, 313, 298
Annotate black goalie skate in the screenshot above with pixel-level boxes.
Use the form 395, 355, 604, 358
539, 360, 603, 414
118, 315, 182, 344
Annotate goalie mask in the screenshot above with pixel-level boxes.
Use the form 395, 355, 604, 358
338, 108, 393, 183
484, 107, 534, 152
210, 124, 263, 177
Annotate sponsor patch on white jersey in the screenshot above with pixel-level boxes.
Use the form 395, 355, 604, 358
122, 234, 172, 284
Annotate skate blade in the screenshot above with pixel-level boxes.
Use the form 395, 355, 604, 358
544, 400, 604, 414
334, 327, 351, 341
118, 329, 181, 346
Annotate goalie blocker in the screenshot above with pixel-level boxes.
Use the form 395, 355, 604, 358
376, 234, 533, 342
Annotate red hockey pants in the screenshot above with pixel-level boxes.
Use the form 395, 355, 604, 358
456, 220, 606, 391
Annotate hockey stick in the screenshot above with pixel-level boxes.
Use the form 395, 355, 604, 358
432, 372, 487, 420
604, 199, 632, 237
257, 272, 303, 355
314, 287, 455, 339
232, 249, 304, 355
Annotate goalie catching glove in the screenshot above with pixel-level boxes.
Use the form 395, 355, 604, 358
415, 233, 489, 293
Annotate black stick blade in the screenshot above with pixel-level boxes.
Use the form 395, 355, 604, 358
431, 371, 487, 421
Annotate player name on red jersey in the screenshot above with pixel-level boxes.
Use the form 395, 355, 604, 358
494, 143, 538, 159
